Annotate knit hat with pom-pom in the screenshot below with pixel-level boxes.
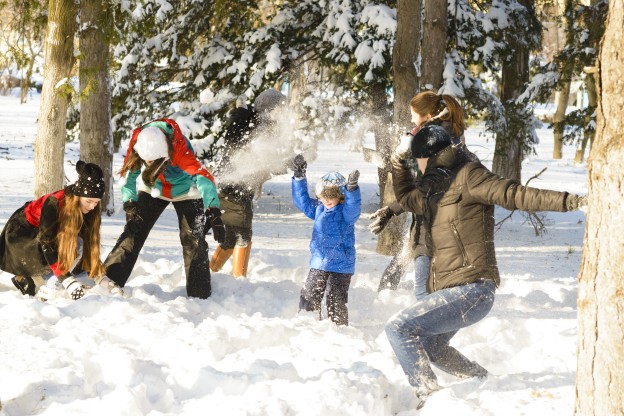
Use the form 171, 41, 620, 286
69, 160, 105, 198
134, 126, 169, 161
315, 171, 346, 200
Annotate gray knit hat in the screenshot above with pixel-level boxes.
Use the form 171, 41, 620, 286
254, 88, 287, 114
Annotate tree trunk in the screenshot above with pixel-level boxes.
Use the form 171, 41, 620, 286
419, 0, 447, 91
574, 2, 624, 414
376, 0, 421, 255
393, 0, 420, 130
79, 0, 114, 214
553, 81, 571, 159
575, 68, 598, 164
34, 0, 77, 197
491, 0, 533, 182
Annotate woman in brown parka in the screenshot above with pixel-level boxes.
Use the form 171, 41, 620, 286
385, 124, 587, 408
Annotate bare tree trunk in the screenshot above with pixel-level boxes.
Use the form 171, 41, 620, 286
553, 82, 570, 159
375, 0, 422, 255
575, 2, 624, 414
393, 0, 420, 130
419, 0, 447, 91
79, 0, 114, 214
491, 0, 534, 182
575, 68, 598, 164
34, 0, 77, 197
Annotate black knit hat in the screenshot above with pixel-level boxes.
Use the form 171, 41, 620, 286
411, 125, 453, 158
70, 160, 105, 198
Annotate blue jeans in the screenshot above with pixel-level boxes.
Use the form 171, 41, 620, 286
413, 256, 429, 300
385, 279, 495, 394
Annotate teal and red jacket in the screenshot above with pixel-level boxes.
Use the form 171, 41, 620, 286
121, 118, 220, 209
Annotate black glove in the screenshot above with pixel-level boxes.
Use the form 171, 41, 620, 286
204, 207, 225, 244
123, 200, 142, 222
369, 202, 403, 235
292, 154, 307, 178
565, 194, 588, 211
346, 170, 360, 191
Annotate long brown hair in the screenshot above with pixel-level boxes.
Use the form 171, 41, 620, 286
118, 138, 174, 187
56, 194, 105, 277
410, 91, 466, 138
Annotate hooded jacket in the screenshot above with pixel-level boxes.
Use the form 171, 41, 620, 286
122, 119, 220, 210
392, 145, 569, 293
292, 177, 361, 274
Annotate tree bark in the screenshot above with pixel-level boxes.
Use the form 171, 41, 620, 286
376, 0, 421, 255
419, 0, 447, 91
574, 2, 624, 414
34, 0, 77, 197
553, 81, 571, 159
491, 0, 533, 182
79, 0, 114, 214
392, 0, 420, 130
575, 71, 597, 164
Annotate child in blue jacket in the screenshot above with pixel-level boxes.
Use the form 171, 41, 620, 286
291, 154, 361, 325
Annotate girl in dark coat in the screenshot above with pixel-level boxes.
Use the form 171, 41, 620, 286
0, 161, 121, 300
371, 92, 468, 294
386, 124, 587, 408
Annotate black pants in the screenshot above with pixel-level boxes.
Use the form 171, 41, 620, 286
105, 192, 211, 298
299, 269, 352, 326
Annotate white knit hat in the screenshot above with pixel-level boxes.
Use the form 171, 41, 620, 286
134, 126, 169, 161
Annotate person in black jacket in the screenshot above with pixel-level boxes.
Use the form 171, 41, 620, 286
210, 89, 286, 277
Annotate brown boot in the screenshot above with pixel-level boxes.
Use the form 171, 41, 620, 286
210, 245, 233, 272
231, 242, 252, 278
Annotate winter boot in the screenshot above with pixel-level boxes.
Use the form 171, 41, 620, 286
209, 245, 233, 272
36, 276, 65, 302
231, 242, 252, 278
11, 275, 36, 296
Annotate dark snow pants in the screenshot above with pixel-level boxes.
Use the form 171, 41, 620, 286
104, 191, 211, 298
299, 268, 352, 326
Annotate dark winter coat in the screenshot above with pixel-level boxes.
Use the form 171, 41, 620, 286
292, 177, 361, 274
392, 145, 569, 293
218, 105, 261, 228
0, 189, 71, 278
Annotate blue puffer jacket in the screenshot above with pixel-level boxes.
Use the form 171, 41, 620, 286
292, 177, 361, 274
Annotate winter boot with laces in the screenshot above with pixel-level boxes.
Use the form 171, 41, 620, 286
11, 275, 36, 296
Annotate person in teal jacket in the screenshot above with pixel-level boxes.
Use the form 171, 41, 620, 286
291, 154, 361, 325
104, 118, 223, 299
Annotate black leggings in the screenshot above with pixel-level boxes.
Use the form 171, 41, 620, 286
104, 192, 211, 298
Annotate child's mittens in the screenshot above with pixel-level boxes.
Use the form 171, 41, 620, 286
62, 277, 86, 300
292, 154, 307, 178
346, 170, 360, 191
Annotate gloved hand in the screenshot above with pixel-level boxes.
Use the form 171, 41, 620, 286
565, 194, 588, 212
292, 154, 307, 178
394, 133, 414, 160
94, 275, 124, 297
369, 202, 403, 235
123, 200, 142, 222
61, 277, 86, 300
346, 170, 360, 191
204, 207, 225, 244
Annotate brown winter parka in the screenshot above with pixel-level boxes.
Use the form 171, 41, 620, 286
392, 145, 570, 293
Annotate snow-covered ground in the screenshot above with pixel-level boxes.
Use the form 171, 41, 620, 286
0, 93, 587, 415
